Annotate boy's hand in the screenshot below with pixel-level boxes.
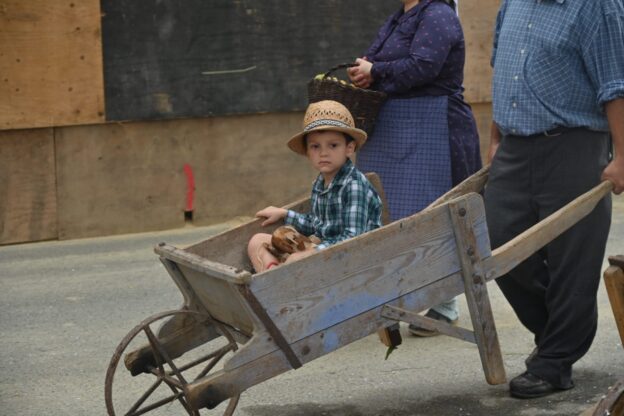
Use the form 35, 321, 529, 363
283, 248, 316, 264
255, 206, 287, 226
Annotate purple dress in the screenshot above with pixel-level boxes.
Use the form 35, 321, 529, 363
357, 0, 481, 221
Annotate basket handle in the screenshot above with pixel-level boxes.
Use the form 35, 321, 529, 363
323, 62, 357, 78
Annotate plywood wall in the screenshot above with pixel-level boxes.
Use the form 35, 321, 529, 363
461, 0, 499, 103
0, 128, 57, 244
0, 0, 500, 244
0, 0, 105, 130
54, 113, 315, 240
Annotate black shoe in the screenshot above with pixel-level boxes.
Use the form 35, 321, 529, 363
408, 309, 458, 337
509, 371, 574, 399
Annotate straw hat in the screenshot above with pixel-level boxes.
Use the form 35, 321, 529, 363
287, 100, 368, 156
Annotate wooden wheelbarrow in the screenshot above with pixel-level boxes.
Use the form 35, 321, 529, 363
105, 166, 613, 415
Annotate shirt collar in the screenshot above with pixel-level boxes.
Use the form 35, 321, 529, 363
312, 158, 354, 194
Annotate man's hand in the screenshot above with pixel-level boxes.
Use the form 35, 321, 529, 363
604, 98, 624, 194
347, 58, 374, 89
255, 206, 287, 226
601, 157, 624, 194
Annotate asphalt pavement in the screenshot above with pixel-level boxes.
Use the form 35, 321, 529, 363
1, 196, 623, 416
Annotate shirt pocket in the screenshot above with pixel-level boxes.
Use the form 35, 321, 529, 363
522, 25, 590, 112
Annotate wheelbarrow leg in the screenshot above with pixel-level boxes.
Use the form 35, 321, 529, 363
605, 256, 624, 346
449, 199, 507, 385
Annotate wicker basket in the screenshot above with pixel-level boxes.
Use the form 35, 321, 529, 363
307, 63, 387, 135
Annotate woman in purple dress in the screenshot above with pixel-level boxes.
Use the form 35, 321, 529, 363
348, 0, 481, 334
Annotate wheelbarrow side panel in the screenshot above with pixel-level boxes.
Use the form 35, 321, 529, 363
186, 270, 470, 410
224, 194, 490, 369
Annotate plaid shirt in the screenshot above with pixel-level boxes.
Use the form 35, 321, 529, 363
285, 159, 382, 250
492, 0, 624, 136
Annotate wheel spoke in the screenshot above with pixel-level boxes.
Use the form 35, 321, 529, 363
128, 391, 182, 416
224, 395, 241, 416
106, 309, 241, 416
195, 346, 230, 380
144, 325, 189, 386
126, 378, 163, 415
178, 343, 233, 374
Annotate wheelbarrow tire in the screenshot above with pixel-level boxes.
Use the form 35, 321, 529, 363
105, 309, 240, 416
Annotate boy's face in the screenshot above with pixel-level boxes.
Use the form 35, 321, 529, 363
305, 131, 355, 181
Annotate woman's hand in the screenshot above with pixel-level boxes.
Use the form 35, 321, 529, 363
348, 58, 374, 89
255, 206, 287, 226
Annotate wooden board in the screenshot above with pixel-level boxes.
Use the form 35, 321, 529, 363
54, 113, 315, 239
0, 0, 105, 130
471, 102, 493, 163
604, 260, 624, 346
187, 271, 471, 408
100, 0, 396, 121
0, 128, 57, 244
460, 0, 499, 103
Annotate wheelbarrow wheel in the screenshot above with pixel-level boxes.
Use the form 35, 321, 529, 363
105, 310, 240, 416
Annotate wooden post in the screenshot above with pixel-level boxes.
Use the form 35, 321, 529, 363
605, 256, 624, 346
449, 198, 506, 385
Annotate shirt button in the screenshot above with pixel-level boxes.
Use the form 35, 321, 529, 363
520, 49, 526, 55
528, 23, 533, 29
513, 75, 519, 81
512, 129, 517, 134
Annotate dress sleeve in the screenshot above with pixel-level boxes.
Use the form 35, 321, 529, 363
580, 5, 624, 105
316, 180, 371, 250
371, 5, 461, 94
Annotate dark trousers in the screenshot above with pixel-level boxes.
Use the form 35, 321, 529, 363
484, 128, 612, 388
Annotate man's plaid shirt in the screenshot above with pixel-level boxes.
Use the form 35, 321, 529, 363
285, 159, 382, 250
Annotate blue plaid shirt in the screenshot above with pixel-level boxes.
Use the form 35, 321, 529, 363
491, 0, 624, 136
285, 159, 382, 250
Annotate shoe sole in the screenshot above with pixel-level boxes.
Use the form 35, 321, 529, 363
510, 384, 574, 399
408, 319, 459, 337
409, 328, 440, 337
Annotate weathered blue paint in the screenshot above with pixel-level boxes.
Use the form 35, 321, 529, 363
316, 291, 384, 335
322, 331, 340, 353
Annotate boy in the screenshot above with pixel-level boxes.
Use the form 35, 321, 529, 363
248, 100, 383, 272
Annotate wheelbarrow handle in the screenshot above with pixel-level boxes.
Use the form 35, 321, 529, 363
484, 180, 614, 282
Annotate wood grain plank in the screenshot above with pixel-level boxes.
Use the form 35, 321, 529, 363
0, 128, 57, 244
604, 262, 624, 346
186, 271, 470, 408
460, 0, 499, 103
449, 198, 506, 385
0, 0, 105, 129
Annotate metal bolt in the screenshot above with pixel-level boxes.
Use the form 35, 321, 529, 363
458, 207, 467, 217
473, 274, 482, 284
467, 247, 475, 256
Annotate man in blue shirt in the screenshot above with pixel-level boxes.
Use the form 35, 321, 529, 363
485, 0, 624, 399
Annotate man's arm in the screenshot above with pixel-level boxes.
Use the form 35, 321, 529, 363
488, 122, 502, 163
601, 98, 624, 194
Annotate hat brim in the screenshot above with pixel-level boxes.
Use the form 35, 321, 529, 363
287, 125, 368, 156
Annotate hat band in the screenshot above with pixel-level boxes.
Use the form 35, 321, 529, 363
304, 119, 352, 132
